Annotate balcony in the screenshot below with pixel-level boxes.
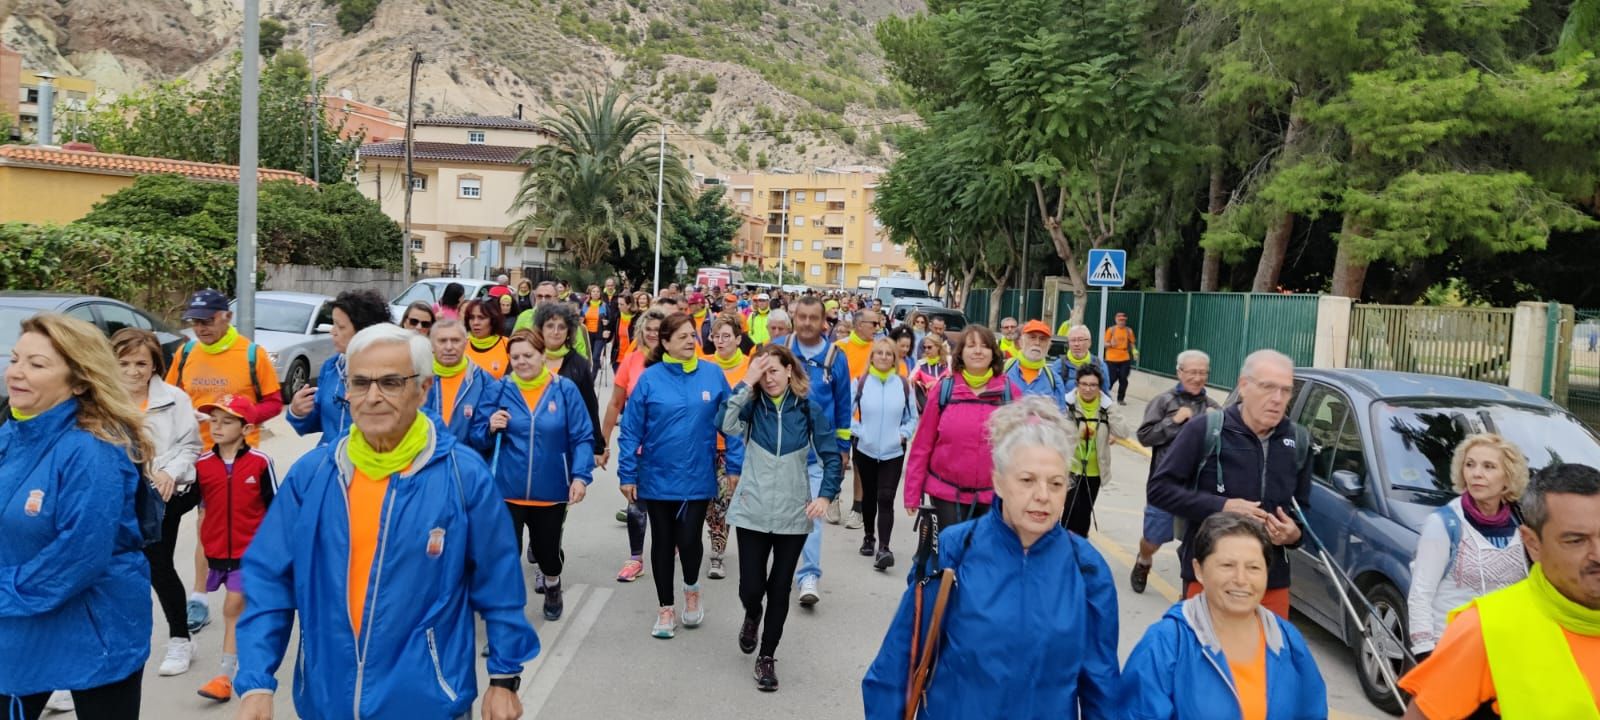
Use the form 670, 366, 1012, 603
827, 201, 846, 211
766, 224, 785, 235
768, 196, 789, 210
824, 213, 846, 227
825, 227, 844, 236
823, 248, 843, 260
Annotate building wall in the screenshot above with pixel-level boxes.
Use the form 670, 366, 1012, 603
321, 97, 405, 143
358, 156, 532, 267
0, 45, 20, 128
413, 125, 548, 149
732, 172, 917, 289
16, 72, 96, 140
0, 165, 133, 224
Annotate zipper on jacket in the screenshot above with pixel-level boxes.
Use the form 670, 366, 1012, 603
1258, 436, 1270, 501
1200, 644, 1245, 715
524, 391, 538, 501
226, 457, 235, 563
343, 470, 401, 720
426, 627, 459, 702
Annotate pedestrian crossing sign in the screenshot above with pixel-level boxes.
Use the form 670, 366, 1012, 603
1087, 249, 1126, 288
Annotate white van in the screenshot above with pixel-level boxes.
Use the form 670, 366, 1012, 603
874, 272, 933, 306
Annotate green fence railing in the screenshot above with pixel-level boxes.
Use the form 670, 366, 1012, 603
1345, 305, 1515, 385
1565, 309, 1600, 430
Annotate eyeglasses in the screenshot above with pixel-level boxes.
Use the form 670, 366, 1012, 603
186, 316, 225, 327
348, 374, 420, 396
1001, 325, 1017, 331
404, 317, 433, 329
536, 294, 556, 302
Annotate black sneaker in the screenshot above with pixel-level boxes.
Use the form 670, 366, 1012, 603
754, 656, 778, 692
859, 535, 876, 556
738, 615, 759, 655
543, 582, 564, 621
874, 549, 895, 571
1129, 561, 1151, 594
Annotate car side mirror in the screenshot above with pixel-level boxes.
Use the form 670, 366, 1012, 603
1330, 469, 1364, 498
315, 323, 333, 334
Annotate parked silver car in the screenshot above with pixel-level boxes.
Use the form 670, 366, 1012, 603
389, 279, 499, 322
205, 292, 337, 399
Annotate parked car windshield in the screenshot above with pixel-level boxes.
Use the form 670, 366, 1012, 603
1375, 399, 1600, 500
0, 308, 32, 355
885, 286, 930, 299
254, 300, 314, 334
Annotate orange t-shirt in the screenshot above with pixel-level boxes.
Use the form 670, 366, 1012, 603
1399, 605, 1600, 718
1104, 326, 1136, 363
615, 352, 648, 395
506, 383, 556, 507
584, 302, 603, 333
167, 337, 281, 447
616, 316, 633, 354
438, 372, 466, 425
347, 468, 390, 637
1020, 365, 1041, 385
836, 337, 873, 381
1227, 626, 1268, 720
466, 336, 509, 378
713, 354, 750, 452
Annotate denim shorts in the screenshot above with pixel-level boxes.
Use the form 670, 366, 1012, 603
1141, 504, 1174, 545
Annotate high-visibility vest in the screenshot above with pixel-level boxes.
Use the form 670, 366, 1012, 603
1462, 576, 1600, 719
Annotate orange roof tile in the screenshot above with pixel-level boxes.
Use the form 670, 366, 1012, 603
0, 144, 315, 185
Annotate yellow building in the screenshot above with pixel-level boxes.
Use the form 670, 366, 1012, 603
725, 170, 918, 290
16, 72, 97, 142
0, 143, 311, 225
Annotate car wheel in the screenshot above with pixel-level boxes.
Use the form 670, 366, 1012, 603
1355, 582, 1410, 715
285, 358, 311, 400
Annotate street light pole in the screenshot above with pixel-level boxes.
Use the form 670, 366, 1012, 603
235, 0, 260, 336
401, 51, 421, 287
308, 22, 325, 185
651, 127, 666, 293
777, 189, 788, 288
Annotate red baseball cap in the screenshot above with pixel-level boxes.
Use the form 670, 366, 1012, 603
197, 394, 256, 422
688, 292, 706, 304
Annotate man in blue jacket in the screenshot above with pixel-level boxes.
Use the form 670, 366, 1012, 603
784, 295, 853, 607
1146, 349, 1310, 619
236, 324, 539, 720
422, 319, 497, 454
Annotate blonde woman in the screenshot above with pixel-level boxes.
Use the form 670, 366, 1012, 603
1, 314, 154, 719
1406, 433, 1531, 659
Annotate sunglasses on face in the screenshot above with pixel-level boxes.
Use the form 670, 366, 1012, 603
405, 317, 433, 329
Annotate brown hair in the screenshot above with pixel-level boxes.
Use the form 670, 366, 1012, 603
710, 311, 745, 337
460, 298, 504, 338
21, 314, 152, 467
751, 344, 811, 397
649, 312, 697, 364
111, 327, 167, 376
505, 328, 546, 356
952, 324, 1005, 376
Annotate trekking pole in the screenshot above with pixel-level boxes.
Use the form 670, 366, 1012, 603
1288, 497, 1409, 707
490, 432, 503, 476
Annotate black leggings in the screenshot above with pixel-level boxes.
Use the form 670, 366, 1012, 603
854, 451, 904, 546
1106, 360, 1131, 402
736, 528, 807, 657
506, 503, 568, 577
8, 669, 142, 720
642, 499, 710, 606
588, 330, 607, 375
625, 502, 647, 556
145, 489, 199, 640
1063, 475, 1102, 537
930, 496, 990, 530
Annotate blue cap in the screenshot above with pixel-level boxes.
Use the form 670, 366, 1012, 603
182, 289, 231, 320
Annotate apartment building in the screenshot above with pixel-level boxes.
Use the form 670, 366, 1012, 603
13, 71, 96, 142
724, 170, 917, 289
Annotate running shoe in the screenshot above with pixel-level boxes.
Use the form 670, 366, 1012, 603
683, 584, 704, 628
652, 607, 677, 639
824, 499, 842, 525
543, 582, 564, 621
1129, 560, 1152, 594
158, 637, 196, 676
532, 562, 546, 595
44, 691, 73, 712
617, 558, 645, 583
845, 510, 864, 529
707, 555, 726, 580
874, 549, 896, 571
197, 674, 233, 702
615, 508, 629, 523
739, 615, 759, 654
859, 535, 876, 556
754, 656, 779, 692
187, 597, 211, 634
798, 576, 820, 607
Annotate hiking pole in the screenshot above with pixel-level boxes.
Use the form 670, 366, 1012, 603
1288, 497, 1408, 707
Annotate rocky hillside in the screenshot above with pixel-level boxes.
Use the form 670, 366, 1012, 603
2, 0, 922, 173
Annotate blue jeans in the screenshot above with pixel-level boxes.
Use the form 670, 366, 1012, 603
796, 459, 824, 584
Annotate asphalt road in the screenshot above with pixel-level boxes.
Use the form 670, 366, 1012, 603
85, 370, 1385, 720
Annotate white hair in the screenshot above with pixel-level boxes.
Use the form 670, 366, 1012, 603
348, 323, 433, 381
1067, 324, 1091, 339
1176, 349, 1211, 371
1241, 349, 1294, 380
768, 309, 792, 327
989, 396, 1077, 478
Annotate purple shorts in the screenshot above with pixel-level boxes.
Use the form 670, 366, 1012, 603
205, 567, 244, 594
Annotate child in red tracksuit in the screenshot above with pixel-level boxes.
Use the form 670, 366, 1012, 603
192, 394, 277, 703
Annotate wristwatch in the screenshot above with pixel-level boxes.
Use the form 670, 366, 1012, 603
489, 676, 521, 693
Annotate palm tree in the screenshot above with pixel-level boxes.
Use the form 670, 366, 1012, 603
508, 85, 691, 268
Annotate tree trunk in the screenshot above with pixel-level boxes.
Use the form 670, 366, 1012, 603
1154, 254, 1171, 291
1070, 288, 1087, 327
1200, 163, 1228, 291
1249, 112, 1306, 293
988, 272, 1011, 329
1330, 215, 1371, 300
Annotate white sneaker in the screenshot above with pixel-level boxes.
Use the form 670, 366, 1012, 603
45, 690, 73, 712
158, 637, 196, 676
844, 510, 864, 529
825, 499, 842, 525
798, 576, 820, 607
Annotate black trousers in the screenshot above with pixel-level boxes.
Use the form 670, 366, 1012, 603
1063, 474, 1102, 537
625, 502, 647, 556
506, 502, 568, 577
8, 669, 142, 720
1106, 360, 1131, 402
930, 496, 990, 530
853, 451, 904, 546
144, 488, 199, 640
642, 499, 710, 606
588, 330, 608, 375
736, 528, 807, 657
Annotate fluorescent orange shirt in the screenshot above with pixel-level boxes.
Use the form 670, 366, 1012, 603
1399, 605, 1600, 718
616, 316, 633, 353
347, 468, 390, 637
438, 372, 466, 426
1104, 326, 1136, 362
713, 354, 750, 452
1020, 365, 1041, 385
167, 338, 281, 447
584, 302, 602, 333
615, 352, 648, 395
835, 337, 873, 381
505, 383, 557, 507
1228, 628, 1268, 720
466, 337, 509, 378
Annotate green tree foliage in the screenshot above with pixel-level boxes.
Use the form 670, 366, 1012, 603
509, 85, 692, 268
260, 17, 289, 57
82, 53, 362, 183
0, 223, 233, 317
663, 186, 742, 271
334, 0, 380, 33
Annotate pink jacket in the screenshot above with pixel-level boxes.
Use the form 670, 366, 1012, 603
903, 374, 1022, 508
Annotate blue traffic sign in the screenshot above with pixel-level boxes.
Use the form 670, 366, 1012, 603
1086, 249, 1127, 288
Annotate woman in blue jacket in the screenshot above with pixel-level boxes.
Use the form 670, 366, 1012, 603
1119, 512, 1327, 720
619, 312, 743, 639
475, 329, 595, 621
1, 314, 152, 719
862, 396, 1122, 720
286, 289, 391, 444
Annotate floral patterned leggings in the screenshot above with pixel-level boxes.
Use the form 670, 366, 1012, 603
706, 452, 732, 557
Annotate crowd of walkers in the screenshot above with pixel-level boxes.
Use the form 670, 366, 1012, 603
2, 275, 1598, 720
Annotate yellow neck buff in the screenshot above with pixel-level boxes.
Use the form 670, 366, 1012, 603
469, 334, 502, 351
347, 412, 430, 479
199, 326, 241, 355
512, 366, 552, 391
433, 357, 469, 378
663, 352, 699, 374
962, 369, 994, 392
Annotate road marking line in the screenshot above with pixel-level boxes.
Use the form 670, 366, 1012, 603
522, 584, 613, 718
1115, 437, 1152, 457
1088, 531, 1180, 602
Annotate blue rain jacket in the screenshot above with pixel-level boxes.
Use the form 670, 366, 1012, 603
472, 374, 595, 502
287, 354, 351, 445
1120, 598, 1328, 720
862, 505, 1121, 720
421, 363, 497, 454
1004, 359, 1068, 412
0, 399, 150, 696
785, 335, 853, 455
234, 418, 539, 719
617, 360, 744, 501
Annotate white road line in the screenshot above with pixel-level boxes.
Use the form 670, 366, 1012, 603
522, 584, 614, 718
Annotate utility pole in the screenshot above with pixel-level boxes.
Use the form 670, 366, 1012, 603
308, 22, 325, 185
401, 51, 421, 287
651, 127, 666, 293
776, 189, 788, 288
235, 0, 260, 336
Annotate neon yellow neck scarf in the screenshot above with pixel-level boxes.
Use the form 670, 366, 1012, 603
1531, 563, 1600, 635
869, 366, 893, 382
433, 358, 469, 378
1066, 351, 1092, 368
199, 326, 240, 355
545, 345, 571, 359
9, 407, 37, 421
714, 350, 746, 370
512, 367, 552, 391
693, 309, 708, 321
347, 412, 430, 479
621, 312, 634, 322
962, 369, 993, 392
848, 331, 871, 347
1018, 355, 1047, 371
663, 353, 699, 374
469, 334, 502, 351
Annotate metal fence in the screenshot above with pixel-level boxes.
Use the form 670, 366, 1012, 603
1345, 305, 1516, 385
1566, 309, 1600, 429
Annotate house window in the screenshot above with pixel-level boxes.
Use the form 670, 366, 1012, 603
410, 175, 427, 191
816, 191, 827, 202
795, 191, 807, 202
793, 240, 803, 251
739, 190, 752, 203
410, 237, 425, 251
869, 266, 881, 276
458, 178, 482, 199
812, 241, 823, 251
468, 130, 486, 144
871, 242, 883, 253
809, 264, 821, 276
793, 216, 805, 227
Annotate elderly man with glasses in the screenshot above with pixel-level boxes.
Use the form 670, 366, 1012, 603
1128, 350, 1221, 594
235, 324, 539, 720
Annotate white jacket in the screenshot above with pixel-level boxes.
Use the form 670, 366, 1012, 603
1405, 496, 1528, 654
143, 377, 203, 493
1063, 390, 1132, 480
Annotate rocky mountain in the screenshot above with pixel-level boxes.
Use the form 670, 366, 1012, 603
2, 0, 922, 173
